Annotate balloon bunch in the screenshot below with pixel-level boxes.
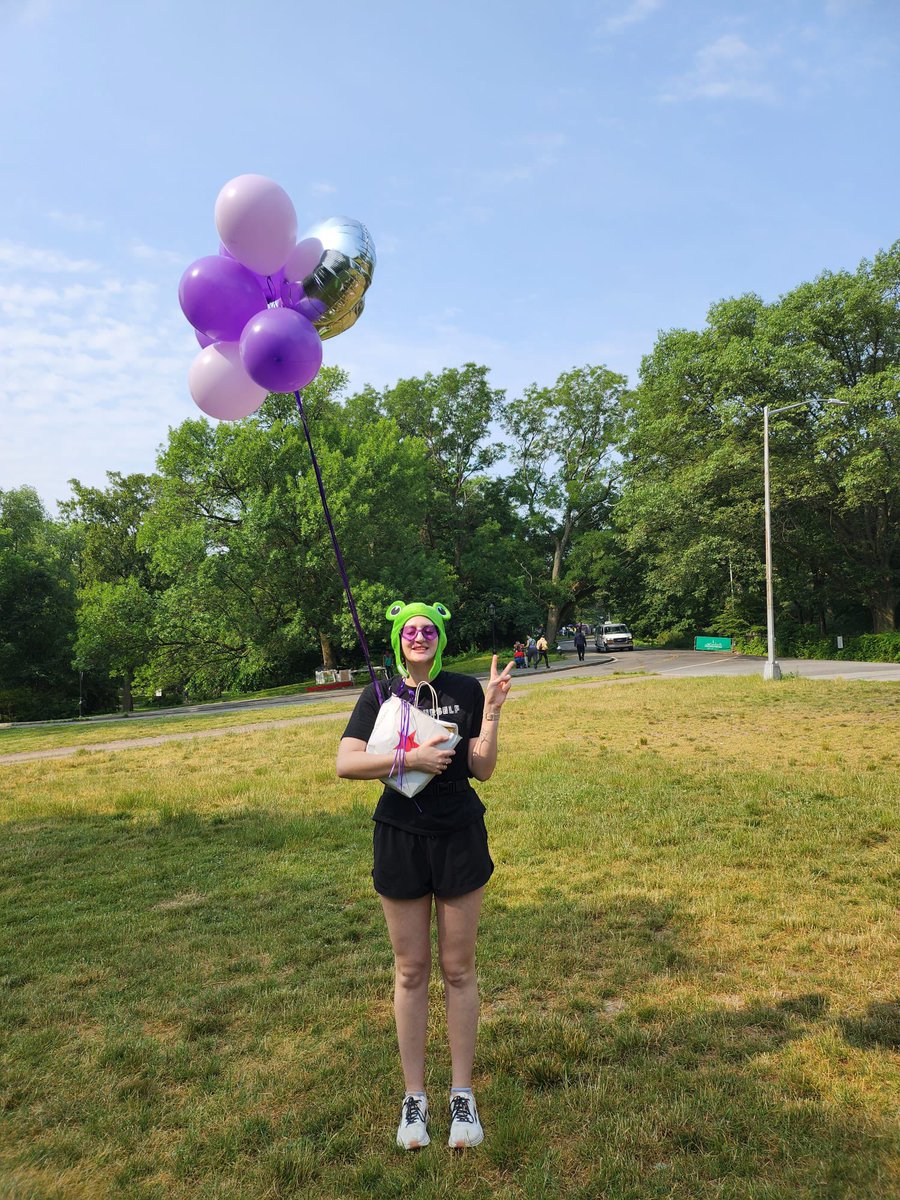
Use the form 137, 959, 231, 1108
179, 174, 376, 420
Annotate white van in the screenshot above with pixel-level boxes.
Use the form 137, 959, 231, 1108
594, 623, 634, 652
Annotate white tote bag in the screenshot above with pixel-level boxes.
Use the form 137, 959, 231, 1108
366, 680, 460, 798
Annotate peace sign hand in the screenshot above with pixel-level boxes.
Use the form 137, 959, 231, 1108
484, 654, 515, 713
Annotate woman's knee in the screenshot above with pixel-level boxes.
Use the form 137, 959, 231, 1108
395, 955, 431, 991
439, 955, 476, 990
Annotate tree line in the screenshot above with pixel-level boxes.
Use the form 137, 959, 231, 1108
2, 244, 897, 719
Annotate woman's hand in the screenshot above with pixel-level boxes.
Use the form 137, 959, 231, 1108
483, 655, 515, 714
409, 733, 456, 774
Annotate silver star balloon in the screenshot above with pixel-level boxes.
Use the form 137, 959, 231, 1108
282, 216, 376, 341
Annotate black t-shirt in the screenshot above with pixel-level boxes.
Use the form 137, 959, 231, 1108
341, 671, 486, 835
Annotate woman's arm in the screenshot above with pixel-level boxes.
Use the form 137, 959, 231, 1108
336, 737, 397, 780
467, 656, 514, 782
468, 708, 501, 781
336, 735, 456, 780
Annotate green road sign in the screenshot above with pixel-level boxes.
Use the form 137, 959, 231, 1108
694, 636, 733, 651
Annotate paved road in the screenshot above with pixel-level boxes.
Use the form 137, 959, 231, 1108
551, 644, 900, 684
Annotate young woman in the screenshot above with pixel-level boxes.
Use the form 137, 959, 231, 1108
336, 601, 513, 1150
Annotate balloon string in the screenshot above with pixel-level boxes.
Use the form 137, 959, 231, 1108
294, 390, 383, 705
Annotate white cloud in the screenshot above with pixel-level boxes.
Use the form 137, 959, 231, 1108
0, 240, 100, 273
465, 131, 568, 191
662, 34, 778, 103
10, 0, 61, 24
47, 210, 105, 234
0, 240, 195, 509
604, 0, 664, 34
130, 240, 184, 266
310, 181, 338, 196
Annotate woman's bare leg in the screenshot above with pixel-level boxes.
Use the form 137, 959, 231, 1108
435, 886, 485, 1088
380, 894, 433, 1092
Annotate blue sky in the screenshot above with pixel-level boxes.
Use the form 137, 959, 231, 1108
1, 0, 897, 509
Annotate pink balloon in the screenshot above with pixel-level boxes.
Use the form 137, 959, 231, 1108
283, 237, 324, 285
215, 174, 297, 276
188, 341, 268, 421
219, 242, 285, 302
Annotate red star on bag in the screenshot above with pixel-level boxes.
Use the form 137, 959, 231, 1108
397, 731, 419, 753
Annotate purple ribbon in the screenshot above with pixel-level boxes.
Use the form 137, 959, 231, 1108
390, 697, 412, 787
294, 390, 383, 704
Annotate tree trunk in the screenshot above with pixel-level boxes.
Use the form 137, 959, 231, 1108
870, 584, 897, 633
121, 671, 133, 714
319, 630, 336, 668
545, 604, 560, 645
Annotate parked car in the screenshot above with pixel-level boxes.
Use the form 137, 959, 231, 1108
594, 623, 634, 652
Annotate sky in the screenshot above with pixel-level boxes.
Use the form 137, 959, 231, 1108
0, 0, 897, 510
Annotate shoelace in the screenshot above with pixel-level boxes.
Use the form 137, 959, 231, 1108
449, 1094, 475, 1124
403, 1096, 426, 1126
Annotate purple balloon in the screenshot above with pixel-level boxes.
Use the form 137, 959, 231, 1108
195, 329, 215, 348
280, 279, 327, 323
239, 307, 323, 392
179, 256, 268, 342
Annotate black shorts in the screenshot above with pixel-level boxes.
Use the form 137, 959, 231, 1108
372, 818, 494, 900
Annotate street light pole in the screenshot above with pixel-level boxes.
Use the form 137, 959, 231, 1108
763, 397, 847, 681
763, 405, 779, 680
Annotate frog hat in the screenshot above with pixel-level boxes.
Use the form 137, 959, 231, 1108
386, 600, 452, 681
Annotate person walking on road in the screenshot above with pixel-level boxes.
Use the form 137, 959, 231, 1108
525, 636, 538, 669
573, 628, 586, 662
536, 634, 550, 669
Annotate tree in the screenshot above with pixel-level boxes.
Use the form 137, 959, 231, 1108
0, 487, 78, 720
618, 243, 900, 641
142, 369, 453, 696
374, 364, 529, 644
61, 472, 161, 711
74, 579, 156, 712
503, 365, 628, 642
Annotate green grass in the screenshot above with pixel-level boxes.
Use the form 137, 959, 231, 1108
445, 649, 567, 674
0, 676, 897, 1199
0, 702, 345, 757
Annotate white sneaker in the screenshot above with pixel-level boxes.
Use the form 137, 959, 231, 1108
396, 1093, 430, 1150
448, 1091, 484, 1148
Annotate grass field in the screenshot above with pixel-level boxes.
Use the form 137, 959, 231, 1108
0, 676, 897, 1199
0, 703, 343, 757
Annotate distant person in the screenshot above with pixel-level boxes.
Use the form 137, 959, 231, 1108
526, 636, 538, 669
513, 641, 526, 669
382, 648, 394, 674
536, 634, 550, 669
573, 628, 587, 662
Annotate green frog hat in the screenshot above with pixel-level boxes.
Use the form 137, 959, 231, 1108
386, 600, 452, 681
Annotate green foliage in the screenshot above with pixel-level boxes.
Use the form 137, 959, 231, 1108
140, 369, 451, 696
619, 242, 900, 641
74, 578, 156, 677
503, 365, 628, 639
0, 487, 78, 720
